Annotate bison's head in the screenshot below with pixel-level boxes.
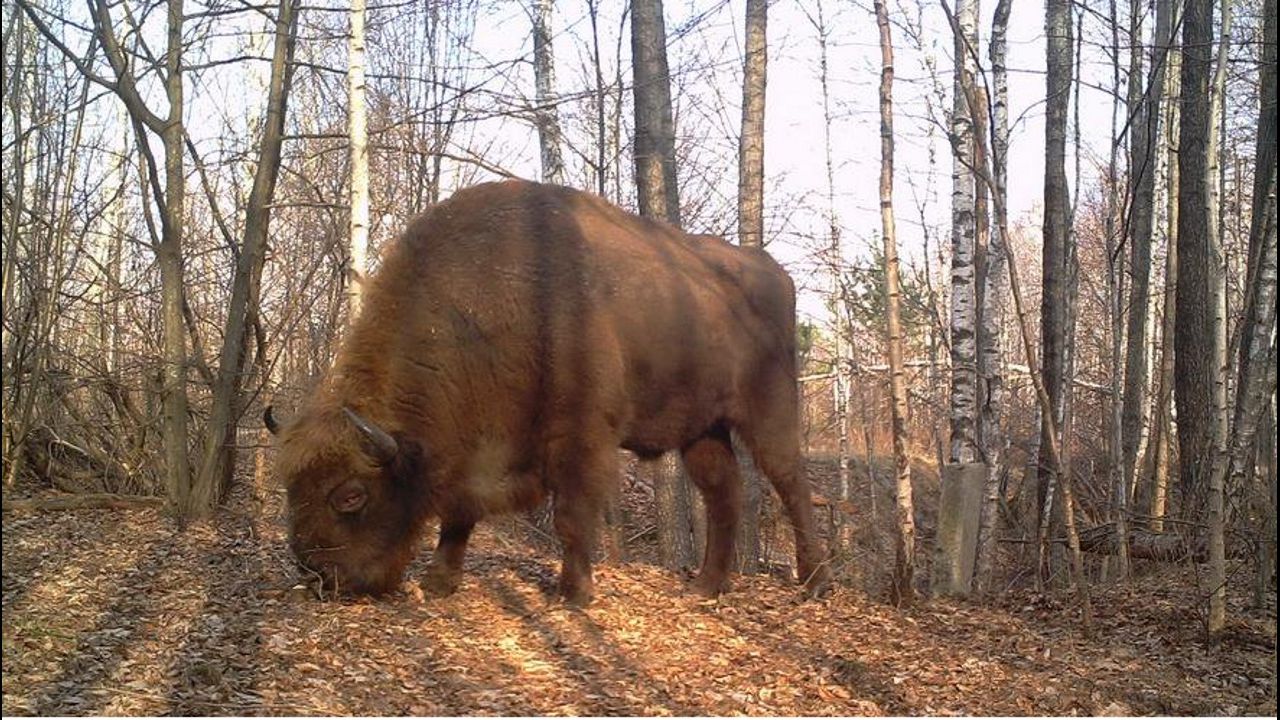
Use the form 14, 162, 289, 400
266, 405, 429, 596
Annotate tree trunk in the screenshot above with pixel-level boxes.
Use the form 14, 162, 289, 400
949, 0, 979, 465
631, 0, 691, 570
810, 1, 853, 560
1106, 0, 1130, 580
874, 0, 914, 608
974, 0, 1012, 597
1175, 0, 1228, 633
1255, 394, 1277, 606
1235, 0, 1278, 415
1174, 0, 1220, 525
631, 0, 681, 227
649, 453, 694, 571
946, 40, 1093, 629
1039, 0, 1074, 586
734, 0, 768, 575
532, 0, 566, 185
1122, 0, 1172, 493
1230, 0, 1278, 617
158, 0, 193, 519
1150, 14, 1182, 531
1229, 0, 1277, 500
347, 0, 370, 322
587, 0, 607, 196
192, 0, 299, 514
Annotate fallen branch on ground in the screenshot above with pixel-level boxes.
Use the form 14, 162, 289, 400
2, 493, 165, 513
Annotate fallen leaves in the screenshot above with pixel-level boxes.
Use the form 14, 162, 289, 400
2, 479, 1276, 716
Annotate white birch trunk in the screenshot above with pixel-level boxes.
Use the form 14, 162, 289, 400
948, 0, 979, 465
348, 0, 370, 322
532, 0, 566, 185
874, 0, 914, 607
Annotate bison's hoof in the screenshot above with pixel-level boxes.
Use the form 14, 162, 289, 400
802, 566, 834, 599
558, 579, 594, 607
691, 574, 730, 598
420, 567, 461, 597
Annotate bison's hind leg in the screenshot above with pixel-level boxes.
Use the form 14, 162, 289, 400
740, 376, 833, 598
681, 424, 742, 597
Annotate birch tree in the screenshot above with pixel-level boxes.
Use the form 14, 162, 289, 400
948, 0, 979, 467
1121, 0, 1174, 495
1228, 0, 1277, 499
1150, 1, 1182, 532
944, 0, 1092, 631
1106, 0, 1130, 579
347, 0, 370, 321
874, 0, 915, 607
1218, 0, 1277, 630
532, 0, 566, 185
735, 0, 768, 575
974, 0, 1011, 596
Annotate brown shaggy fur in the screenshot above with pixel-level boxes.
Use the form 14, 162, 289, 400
271, 180, 831, 604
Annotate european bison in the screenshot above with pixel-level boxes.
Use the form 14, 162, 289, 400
267, 180, 831, 604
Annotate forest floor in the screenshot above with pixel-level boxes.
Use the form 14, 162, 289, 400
2, 469, 1277, 717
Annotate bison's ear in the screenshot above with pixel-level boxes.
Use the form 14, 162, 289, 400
342, 407, 399, 465
329, 478, 368, 514
264, 406, 282, 435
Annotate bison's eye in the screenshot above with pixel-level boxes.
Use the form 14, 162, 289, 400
329, 478, 368, 514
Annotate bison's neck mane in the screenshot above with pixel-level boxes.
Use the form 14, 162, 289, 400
319, 242, 454, 457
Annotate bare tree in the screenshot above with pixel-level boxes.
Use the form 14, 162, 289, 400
631, 0, 693, 570
532, 0, 566, 185
948, 0, 979, 466
735, 0, 768, 575
1038, 0, 1075, 583
1220, 0, 1277, 627
873, 0, 915, 607
1173, 0, 1228, 631
192, 0, 300, 511
974, 0, 1012, 596
1121, 0, 1174, 496
347, 0, 370, 321
1105, 0, 1131, 579
1149, 0, 1183, 532
18, 0, 198, 516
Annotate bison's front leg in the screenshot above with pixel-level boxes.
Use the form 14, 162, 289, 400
421, 517, 475, 597
550, 448, 616, 606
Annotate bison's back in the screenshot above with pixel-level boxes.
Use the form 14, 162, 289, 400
351, 180, 797, 464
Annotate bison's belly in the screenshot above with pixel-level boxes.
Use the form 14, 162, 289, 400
620, 385, 734, 457
454, 439, 546, 516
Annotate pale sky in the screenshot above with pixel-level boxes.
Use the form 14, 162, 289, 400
446, 0, 1122, 323
57, 0, 1128, 327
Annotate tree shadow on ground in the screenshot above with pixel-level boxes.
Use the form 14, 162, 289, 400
477, 563, 707, 715
24, 530, 174, 715
160, 508, 268, 715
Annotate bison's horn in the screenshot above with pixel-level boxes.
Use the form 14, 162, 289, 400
264, 406, 282, 435
342, 407, 399, 465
